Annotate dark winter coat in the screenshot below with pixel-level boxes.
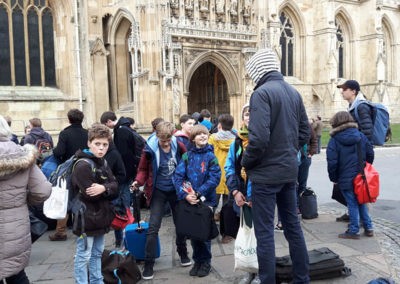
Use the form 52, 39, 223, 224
53, 123, 88, 163
173, 144, 221, 207
71, 150, 118, 236
326, 122, 374, 191
0, 141, 51, 279
22, 127, 53, 147
114, 117, 141, 182
105, 142, 126, 185
134, 135, 186, 205
241, 71, 310, 184
348, 95, 374, 143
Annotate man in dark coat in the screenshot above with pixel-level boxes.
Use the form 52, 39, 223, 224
241, 48, 310, 284
49, 109, 89, 241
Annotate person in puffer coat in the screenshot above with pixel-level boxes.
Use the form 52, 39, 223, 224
326, 111, 374, 239
173, 124, 221, 278
0, 115, 51, 284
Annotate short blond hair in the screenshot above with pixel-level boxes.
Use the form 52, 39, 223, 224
190, 124, 209, 141
156, 121, 175, 140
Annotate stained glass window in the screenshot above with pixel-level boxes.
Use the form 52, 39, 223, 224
0, 6, 11, 86
335, 20, 344, 78
280, 12, 294, 76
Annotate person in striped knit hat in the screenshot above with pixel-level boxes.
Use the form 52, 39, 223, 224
241, 48, 311, 284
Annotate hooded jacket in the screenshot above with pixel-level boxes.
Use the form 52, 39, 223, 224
208, 131, 236, 195
241, 70, 310, 184
134, 135, 186, 204
22, 127, 53, 148
173, 144, 221, 207
348, 93, 374, 143
326, 122, 374, 190
0, 140, 51, 279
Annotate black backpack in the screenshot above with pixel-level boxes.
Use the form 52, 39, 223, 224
102, 250, 141, 284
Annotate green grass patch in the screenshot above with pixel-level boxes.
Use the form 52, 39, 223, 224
321, 123, 400, 147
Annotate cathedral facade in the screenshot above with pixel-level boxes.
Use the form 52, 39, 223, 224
1, 0, 399, 135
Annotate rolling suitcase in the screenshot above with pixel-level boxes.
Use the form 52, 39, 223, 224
124, 191, 160, 260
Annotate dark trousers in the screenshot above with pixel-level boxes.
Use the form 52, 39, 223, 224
145, 188, 186, 263
297, 156, 312, 193
252, 182, 309, 284
0, 270, 29, 284
191, 239, 211, 264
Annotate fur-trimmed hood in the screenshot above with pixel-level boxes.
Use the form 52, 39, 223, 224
329, 122, 358, 137
0, 141, 37, 179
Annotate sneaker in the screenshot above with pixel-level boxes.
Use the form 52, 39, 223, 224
180, 253, 192, 267
338, 230, 360, 240
274, 223, 283, 232
197, 262, 211, 277
238, 272, 254, 284
251, 275, 261, 284
221, 235, 234, 244
48, 233, 67, 241
364, 229, 374, 237
142, 264, 154, 280
336, 213, 350, 222
189, 262, 201, 276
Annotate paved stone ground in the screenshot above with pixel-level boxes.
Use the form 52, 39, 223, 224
26, 205, 399, 284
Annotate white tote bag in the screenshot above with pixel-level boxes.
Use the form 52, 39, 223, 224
43, 178, 69, 220
234, 207, 258, 273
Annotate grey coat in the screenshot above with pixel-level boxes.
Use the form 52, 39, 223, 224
0, 139, 51, 279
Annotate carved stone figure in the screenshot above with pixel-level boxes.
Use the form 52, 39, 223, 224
216, 0, 225, 14
230, 0, 238, 15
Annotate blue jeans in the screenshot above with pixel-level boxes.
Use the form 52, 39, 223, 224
145, 188, 187, 262
191, 239, 211, 264
297, 156, 312, 193
341, 188, 373, 234
119, 181, 132, 208
74, 235, 105, 284
252, 182, 309, 284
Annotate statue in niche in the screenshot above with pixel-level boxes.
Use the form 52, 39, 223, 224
200, 0, 209, 11
230, 0, 238, 15
215, 0, 225, 14
243, 0, 251, 16
185, 0, 193, 9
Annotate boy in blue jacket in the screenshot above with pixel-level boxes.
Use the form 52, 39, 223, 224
326, 111, 374, 239
173, 124, 221, 278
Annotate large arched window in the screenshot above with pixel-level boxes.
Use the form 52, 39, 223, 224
279, 11, 294, 76
0, 0, 55, 87
335, 19, 344, 78
382, 18, 393, 82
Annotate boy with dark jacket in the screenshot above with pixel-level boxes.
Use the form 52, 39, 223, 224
71, 123, 118, 284
326, 111, 374, 239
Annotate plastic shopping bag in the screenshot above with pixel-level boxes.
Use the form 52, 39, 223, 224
43, 178, 69, 220
234, 206, 258, 273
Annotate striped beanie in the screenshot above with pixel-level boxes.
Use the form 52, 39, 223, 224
245, 48, 280, 84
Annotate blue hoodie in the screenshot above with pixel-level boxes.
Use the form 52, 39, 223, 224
173, 144, 221, 207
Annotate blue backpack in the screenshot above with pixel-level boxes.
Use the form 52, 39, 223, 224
354, 101, 390, 146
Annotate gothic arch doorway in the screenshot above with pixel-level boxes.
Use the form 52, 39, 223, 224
187, 62, 229, 116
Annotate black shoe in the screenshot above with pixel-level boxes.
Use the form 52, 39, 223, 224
189, 263, 201, 276
364, 229, 374, 237
197, 262, 211, 277
336, 213, 350, 222
179, 253, 192, 267
142, 264, 154, 280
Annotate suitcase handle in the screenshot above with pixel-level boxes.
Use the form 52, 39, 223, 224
132, 190, 143, 229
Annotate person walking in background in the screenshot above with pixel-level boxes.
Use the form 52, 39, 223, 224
313, 116, 323, 154
208, 114, 236, 225
326, 111, 374, 239
173, 124, 221, 278
0, 115, 52, 284
72, 123, 118, 284
20, 118, 53, 148
131, 122, 189, 280
49, 109, 89, 242
241, 48, 310, 284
